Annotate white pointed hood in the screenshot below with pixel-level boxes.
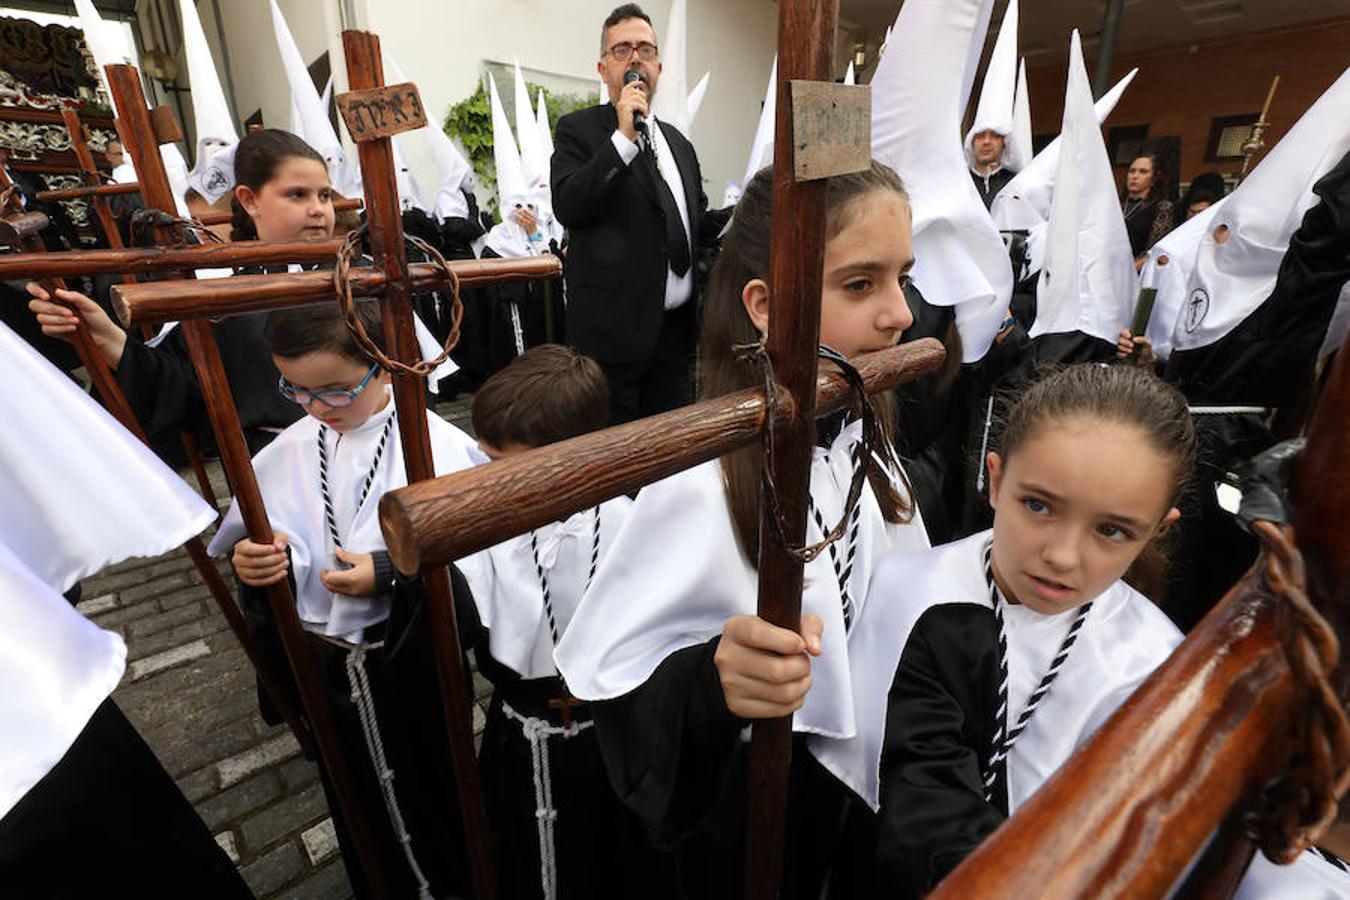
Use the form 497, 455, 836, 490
180, 0, 238, 203
686, 71, 711, 128
381, 56, 440, 215
844, 61, 855, 86
651, 0, 690, 130
513, 61, 549, 191
1169, 64, 1350, 352
965, 0, 1022, 171
535, 88, 553, 158
743, 56, 777, 186
1011, 57, 1033, 173
485, 72, 537, 257
960, 0, 998, 120
1138, 199, 1226, 359
272, 0, 361, 199
871, 0, 1013, 362
990, 66, 1138, 232
1032, 30, 1138, 343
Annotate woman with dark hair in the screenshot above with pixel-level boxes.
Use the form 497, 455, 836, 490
1122, 151, 1175, 267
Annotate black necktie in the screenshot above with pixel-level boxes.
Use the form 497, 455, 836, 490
642, 135, 691, 278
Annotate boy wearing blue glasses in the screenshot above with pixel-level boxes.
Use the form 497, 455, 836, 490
206, 299, 482, 898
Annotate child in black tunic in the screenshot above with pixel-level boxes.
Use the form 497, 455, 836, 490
459, 344, 672, 898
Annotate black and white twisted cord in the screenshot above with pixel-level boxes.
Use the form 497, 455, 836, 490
317, 411, 396, 551
981, 541, 1093, 803
528, 507, 602, 648
809, 497, 861, 634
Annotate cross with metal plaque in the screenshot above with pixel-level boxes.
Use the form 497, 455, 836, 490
375, 5, 913, 900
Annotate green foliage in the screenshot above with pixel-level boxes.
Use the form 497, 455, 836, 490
442, 77, 591, 220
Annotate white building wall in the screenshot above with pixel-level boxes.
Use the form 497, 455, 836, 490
202, 0, 780, 206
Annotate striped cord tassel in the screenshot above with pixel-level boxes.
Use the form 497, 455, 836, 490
530, 506, 602, 648
982, 543, 1009, 803
318, 427, 342, 549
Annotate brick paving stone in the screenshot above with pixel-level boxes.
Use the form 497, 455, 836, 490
241, 781, 329, 853
216, 830, 241, 864
240, 841, 306, 897
120, 570, 195, 605
218, 732, 302, 788
155, 718, 261, 780
176, 764, 219, 804
197, 771, 284, 832
76, 593, 118, 615
125, 616, 227, 660
128, 638, 212, 681
274, 859, 353, 900
301, 817, 339, 865
125, 600, 207, 638
277, 755, 321, 792
89, 598, 158, 630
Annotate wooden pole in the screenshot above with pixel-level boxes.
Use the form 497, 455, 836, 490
112, 255, 560, 327
341, 30, 496, 898
35, 180, 140, 202
195, 196, 363, 227
379, 341, 943, 571
105, 62, 395, 898
745, 2, 839, 896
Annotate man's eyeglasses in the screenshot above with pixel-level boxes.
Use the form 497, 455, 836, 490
278, 363, 380, 408
606, 41, 658, 62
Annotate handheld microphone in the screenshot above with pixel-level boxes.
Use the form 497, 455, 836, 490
624, 69, 648, 137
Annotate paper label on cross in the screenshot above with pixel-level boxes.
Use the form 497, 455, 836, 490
337, 82, 427, 142
789, 81, 871, 182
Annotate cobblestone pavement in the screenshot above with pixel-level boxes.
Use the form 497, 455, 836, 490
80, 397, 484, 898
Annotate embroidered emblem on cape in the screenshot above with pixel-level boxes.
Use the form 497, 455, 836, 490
1184, 287, 1210, 334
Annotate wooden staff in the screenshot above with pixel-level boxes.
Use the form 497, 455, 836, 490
745, 3, 841, 896
341, 30, 496, 898
54, 106, 220, 510
0, 158, 309, 763
104, 62, 395, 897
380, 340, 943, 570
112, 255, 559, 327
929, 335, 1350, 898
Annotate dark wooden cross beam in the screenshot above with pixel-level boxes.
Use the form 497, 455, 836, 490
381, 4, 889, 894
101, 61, 396, 897
196, 196, 364, 228
928, 335, 1350, 898
0, 131, 310, 762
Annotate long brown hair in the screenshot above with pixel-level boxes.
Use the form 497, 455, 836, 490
229, 129, 327, 241
700, 162, 915, 566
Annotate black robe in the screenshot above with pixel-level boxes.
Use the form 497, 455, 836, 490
238, 563, 475, 899
591, 639, 877, 899
460, 595, 677, 900
0, 698, 253, 899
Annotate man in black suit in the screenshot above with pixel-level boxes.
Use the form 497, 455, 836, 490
551, 3, 723, 424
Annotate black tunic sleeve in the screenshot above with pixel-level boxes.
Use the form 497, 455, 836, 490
590, 638, 748, 847
115, 326, 204, 439
877, 603, 1007, 897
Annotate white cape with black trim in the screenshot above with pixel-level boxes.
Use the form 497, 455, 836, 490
460, 497, 632, 680
554, 421, 930, 787
207, 396, 481, 644
0, 321, 215, 819
826, 530, 1182, 811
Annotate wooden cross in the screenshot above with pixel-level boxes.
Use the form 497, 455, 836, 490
377, 5, 926, 898
99, 39, 562, 898
548, 685, 584, 729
